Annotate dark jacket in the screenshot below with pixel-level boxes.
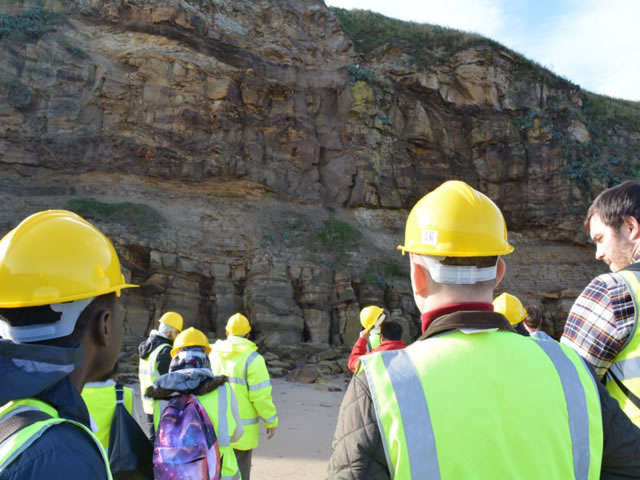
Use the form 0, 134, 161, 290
327, 310, 640, 480
138, 331, 172, 376
348, 337, 407, 372
0, 340, 108, 480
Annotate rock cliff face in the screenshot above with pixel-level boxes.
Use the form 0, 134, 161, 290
1, 0, 639, 352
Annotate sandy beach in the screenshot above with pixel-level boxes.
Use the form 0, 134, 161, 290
252, 377, 347, 479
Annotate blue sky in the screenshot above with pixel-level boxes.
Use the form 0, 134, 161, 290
324, 0, 640, 101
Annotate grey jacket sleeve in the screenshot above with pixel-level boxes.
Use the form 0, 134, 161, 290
326, 373, 389, 480
598, 378, 640, 479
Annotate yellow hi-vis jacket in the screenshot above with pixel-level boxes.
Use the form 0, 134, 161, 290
0, 397, 112, 479
605, 268, 640, 426
154, 382, 242, 480
81, 380, 134, 451
361, 329, 603, 479
209, 336, 278, 451
139, 343, 170, 415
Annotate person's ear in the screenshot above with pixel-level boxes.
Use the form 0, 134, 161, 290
93, 309, 112, 347
411, 258, 429, 297
495, 258, 506, 287
623, 216, 640, 241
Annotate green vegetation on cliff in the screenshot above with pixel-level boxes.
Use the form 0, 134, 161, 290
65, 198, 164, 235
0, 7, 64, 40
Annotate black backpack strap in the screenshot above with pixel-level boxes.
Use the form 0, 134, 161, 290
115, 383, 124, 405
0, 409, 52, 444
609, 369, 640, 410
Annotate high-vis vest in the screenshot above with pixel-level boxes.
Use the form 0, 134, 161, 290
210, 337, 278, 450
0, 398, 112, 479
82, 382, 134, 450
367, 327, 382, 351
362, 330, 603, 479
604, 269, 640, 426
139, 343, 170, 414
154, 383, 241, 480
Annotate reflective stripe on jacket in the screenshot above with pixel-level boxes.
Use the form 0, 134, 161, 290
605, 269, 640, 426
81, 381, 134, 451
139, 343, 169, 414
153, 383, 243, 480
209, 336, 278, 450
0, 398, 112, 479
361, 329, 603, 479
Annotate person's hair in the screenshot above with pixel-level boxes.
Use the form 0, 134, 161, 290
0, 293, 117, 347
381, 321, 403, 341
523, 304, 544, 331
584, 181, 640, 232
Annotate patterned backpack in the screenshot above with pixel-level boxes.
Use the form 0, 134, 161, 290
153, 393, 220, 480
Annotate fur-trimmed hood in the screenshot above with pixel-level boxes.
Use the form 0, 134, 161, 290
146, 370, 228, 400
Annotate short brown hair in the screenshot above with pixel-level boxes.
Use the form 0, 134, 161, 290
523, 304, 543, 330
585, 181, 640, 232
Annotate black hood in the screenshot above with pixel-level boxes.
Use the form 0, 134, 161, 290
138, 331, 172, 359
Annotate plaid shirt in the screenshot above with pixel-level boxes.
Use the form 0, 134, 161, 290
561, 254, 640, 379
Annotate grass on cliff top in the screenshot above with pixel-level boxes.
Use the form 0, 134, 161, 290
582, 91, 640, 137
65, 198, 164, 235
0, 6, 65, 41
330, 7, 574, 89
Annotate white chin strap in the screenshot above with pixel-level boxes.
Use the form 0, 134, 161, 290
0, 297, 94, 343
415, 255, 497, 285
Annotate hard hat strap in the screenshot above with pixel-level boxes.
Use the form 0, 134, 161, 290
0, 297, 94, 343
414, 255, 497, 285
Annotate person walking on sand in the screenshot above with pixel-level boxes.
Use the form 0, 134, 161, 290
0, 210, 136, 479
209, 313, 278, 480
562, 181, 640, 426
327, 180, 640, 479
138, 311, 183, 439
347, 320, 407, 372
147, 327, 242, 480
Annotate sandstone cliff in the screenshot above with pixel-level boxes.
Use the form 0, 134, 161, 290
1, 1, 640, 364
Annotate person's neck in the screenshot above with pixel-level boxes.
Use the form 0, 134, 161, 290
421, 290, 493, 314
68, 363, 90, 392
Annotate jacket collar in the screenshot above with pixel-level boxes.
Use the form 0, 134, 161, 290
420, 307, 514, 340
421, 302, 494, 333
37, 375, 92, 427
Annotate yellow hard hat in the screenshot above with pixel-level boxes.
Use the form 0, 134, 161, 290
0, 210, 137, 308
159, 311, 183, 332
360, 305, 385, 331
493, 292, 527, 325
226, 313, 251, 336
397, 180, 514, 257
171, 327, 211, 357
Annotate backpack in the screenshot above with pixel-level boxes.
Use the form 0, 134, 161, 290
109, 384, 153, 479
153, 393, 221, 480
